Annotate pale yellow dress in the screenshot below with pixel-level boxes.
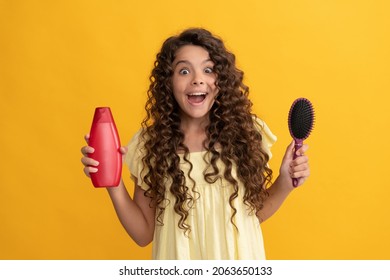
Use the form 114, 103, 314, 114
124, 118, 276, 260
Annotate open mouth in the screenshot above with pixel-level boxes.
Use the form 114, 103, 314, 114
187, 92, 207, 104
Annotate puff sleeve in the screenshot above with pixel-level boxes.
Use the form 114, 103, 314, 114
124, 129, 149, 190
254, 117, 277, 159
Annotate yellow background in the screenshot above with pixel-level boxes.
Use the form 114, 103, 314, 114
1, 0, 389, 260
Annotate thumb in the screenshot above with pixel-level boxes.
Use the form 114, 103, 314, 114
119, 146, 128, 164
283, 141, 295, 162
279, 141, 295, 178
119, 146, 128, 155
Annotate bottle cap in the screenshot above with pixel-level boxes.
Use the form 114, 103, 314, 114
93, 107, 112, 123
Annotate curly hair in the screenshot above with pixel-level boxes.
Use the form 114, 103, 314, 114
140, 28, 273, 234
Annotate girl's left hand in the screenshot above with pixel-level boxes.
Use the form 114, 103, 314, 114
280, 141, 310, 188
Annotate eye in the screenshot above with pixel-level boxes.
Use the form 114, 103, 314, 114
204, 67, 214, 74
179, 68, 190, 75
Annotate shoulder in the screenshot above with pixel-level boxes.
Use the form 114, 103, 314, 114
253, 117, 276, 139
127, 128, 144, 150
124, 128, 146, 169
253, 116, 277, 158
124, 128, 151, 189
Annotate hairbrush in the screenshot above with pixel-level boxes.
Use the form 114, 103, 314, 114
288, 97, 315, 187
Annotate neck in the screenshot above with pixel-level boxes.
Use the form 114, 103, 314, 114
179, 115, 209, 134
179, 116, 209, 153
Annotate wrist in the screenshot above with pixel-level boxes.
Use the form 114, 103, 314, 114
106, 179, 124, 194
274, 174, 295, 193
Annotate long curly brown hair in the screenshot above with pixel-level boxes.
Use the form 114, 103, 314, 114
141, 28, 272, 234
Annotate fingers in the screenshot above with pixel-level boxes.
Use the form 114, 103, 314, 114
83, 166, 98, 178
81, 137, 99, 178
295, 144, 309, 157
80, 155, 99, 167
294, 176, 308, 187
283, 141, 308, 161
290, 153, 309, 167
81, 133, 127, 179
289, 154, 310, 187
81, 145, 94, 156
289, 164, 310, 179
279, 142, 311, 188
287, 143, 310, 187
81, 153, 99, 177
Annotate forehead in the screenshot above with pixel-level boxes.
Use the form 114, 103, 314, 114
173, 45, 211, 63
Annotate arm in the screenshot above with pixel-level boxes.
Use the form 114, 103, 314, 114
106, 180, 155, 247
258, 141, 310, 223
81, 135, 155, 246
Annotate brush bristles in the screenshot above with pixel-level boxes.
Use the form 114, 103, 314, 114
288, 98, 315, 140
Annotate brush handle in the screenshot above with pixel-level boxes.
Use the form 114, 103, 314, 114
292, 140, 303, 187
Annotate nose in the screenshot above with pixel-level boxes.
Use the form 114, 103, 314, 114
191, 71, 204, 85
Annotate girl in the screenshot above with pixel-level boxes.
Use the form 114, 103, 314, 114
81, 28, 310, 259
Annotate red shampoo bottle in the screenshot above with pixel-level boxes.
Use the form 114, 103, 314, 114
88, 107, 122, 187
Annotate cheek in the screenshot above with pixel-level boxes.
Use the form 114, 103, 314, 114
172, 89, 180, 103
208, 75, 217, 87
172, 76, 185, 91
208, 77, 218, 93
171, 82, 184, 103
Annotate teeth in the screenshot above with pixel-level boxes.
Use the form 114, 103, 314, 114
188, 92, 207, 96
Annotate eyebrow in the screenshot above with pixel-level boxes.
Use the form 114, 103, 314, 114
174, 60, 189, 67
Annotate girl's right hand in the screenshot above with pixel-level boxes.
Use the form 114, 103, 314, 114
80, 134, 128, 178
80, 134, 99, 178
